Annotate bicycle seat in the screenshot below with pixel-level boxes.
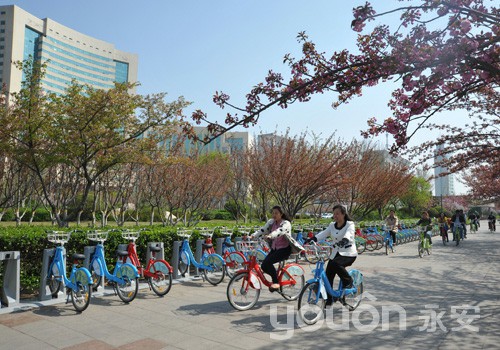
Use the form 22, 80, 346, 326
224, 241, 235, 247
149, 246, 161, 252
72, 254, 85, 261
116, 250, 129, 257
202, 243, 213, 249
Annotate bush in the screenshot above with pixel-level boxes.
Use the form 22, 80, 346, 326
0, 225, 180, 297
201, 210, 233, 221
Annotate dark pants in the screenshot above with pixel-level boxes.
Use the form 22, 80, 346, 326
326, 253, 356, 296
389, 230, 397, 245
426, 232, 432, 245
440, 227, 449, 242
261, 246, 291, 284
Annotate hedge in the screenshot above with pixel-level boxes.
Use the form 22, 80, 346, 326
0, 226, 222, 296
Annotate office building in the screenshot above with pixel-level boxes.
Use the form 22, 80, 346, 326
434, 144, 455, 196
0, 5, 138, 96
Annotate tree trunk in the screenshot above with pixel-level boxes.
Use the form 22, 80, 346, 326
29, 210, 36, 225
150, 207, 155, 226
76, 210, 83, 227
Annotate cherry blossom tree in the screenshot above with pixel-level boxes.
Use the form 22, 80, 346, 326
246, 132, 349, 219
189, 0, 499, 172
463, 162, 500, 203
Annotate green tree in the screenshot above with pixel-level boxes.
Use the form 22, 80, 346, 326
399, 176, 432, 217
0, 59, 189, 226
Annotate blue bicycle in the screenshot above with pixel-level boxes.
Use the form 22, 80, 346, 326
297, 256, 364, 325
178, 231, 226, 285
46, 231, 92, 312
383, 227, 395, 255
87, 231, 140, 303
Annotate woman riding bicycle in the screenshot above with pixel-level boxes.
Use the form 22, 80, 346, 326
415, 211, 433, 245
385, 210, 399, 246
315, 205, 357, 306
437, 213, 449, 242
251, 206, 293, 292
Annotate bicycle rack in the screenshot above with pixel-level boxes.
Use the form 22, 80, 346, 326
83, 246, 104, 292
215, 238, 225, 256
39, 248, 65, 301
171, 241, 181, 280
195, 239, 204, 276
0, 251, 20, 308
146, 242, 165, 262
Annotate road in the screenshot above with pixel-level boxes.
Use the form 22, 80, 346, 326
0, 221, 498, 349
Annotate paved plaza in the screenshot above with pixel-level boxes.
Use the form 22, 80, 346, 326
1, 221, 499, 349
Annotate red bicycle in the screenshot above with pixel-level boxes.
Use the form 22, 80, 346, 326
226, 239, 305, 310
122, 231, 173, 297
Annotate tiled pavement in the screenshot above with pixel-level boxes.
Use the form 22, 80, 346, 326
1, 220, 499, 349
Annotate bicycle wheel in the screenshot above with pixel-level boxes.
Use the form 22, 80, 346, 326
342, 282, 364, 312
280, 265, 305, 301
227, 272, 260, 311
178, 250, 189, 276
418, 243, 424, 258
89, 259, 103, 291
356, 240, 366, 254
304, 246, 320, 264
225, 252, 246, 278
148, 261, 172, 297
203, 254, 225, 286
297, 282, 325, 325
115, 265, 139, 303
385, 241, 388, 255
47, 264, 62, 297
71, 269, 91, 312
365, 238, 377, 251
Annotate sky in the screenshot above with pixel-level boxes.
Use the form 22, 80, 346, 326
4, 0, 470, 194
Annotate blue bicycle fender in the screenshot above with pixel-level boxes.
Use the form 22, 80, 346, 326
120, 262, 140, 278
75, 267, 92, 284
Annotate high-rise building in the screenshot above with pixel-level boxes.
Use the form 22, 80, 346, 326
0, 5, 138, 96
434, 144, 455, 196
159, 126, 254, 155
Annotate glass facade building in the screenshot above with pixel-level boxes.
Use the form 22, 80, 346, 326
0, 5, 138, 97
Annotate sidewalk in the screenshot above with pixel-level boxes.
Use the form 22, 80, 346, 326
1, 223, 498, 349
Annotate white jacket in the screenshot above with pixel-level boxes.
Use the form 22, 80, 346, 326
315, 221, 358, 258
252, 219, 292, 239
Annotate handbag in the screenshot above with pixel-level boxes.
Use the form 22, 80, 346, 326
285, 234, 304, 255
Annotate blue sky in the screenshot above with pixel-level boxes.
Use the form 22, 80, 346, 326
7, 0, 468, 193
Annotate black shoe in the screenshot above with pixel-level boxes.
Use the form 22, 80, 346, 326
343, 280, 354, 290
325, 297, 339, 306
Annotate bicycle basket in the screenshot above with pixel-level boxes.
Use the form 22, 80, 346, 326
47, 231, 71, 245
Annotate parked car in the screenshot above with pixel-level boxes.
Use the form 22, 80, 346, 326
321, 213, 333, 219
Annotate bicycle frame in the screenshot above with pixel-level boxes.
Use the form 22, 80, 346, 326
307, 260, 359, 300
180, 239, 221, 271
419, 232, 431, 249
90, 243, 139, 283
49, 246, 91, 291
384, 231, 394, 249
238, 254, 300, 290
125, 241, 173, 278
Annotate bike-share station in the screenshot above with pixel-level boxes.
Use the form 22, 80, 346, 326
83, 245, 105, 293
39, 247, 65, 301
171, 234, 208, 279
0, 251, 20, 309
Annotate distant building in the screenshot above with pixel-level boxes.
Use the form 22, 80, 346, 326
434, 144, 455, 196
0, 5, 138, 96
257, 133, 287, 149
161, 127, 253, 155
373, 149, 411, 168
